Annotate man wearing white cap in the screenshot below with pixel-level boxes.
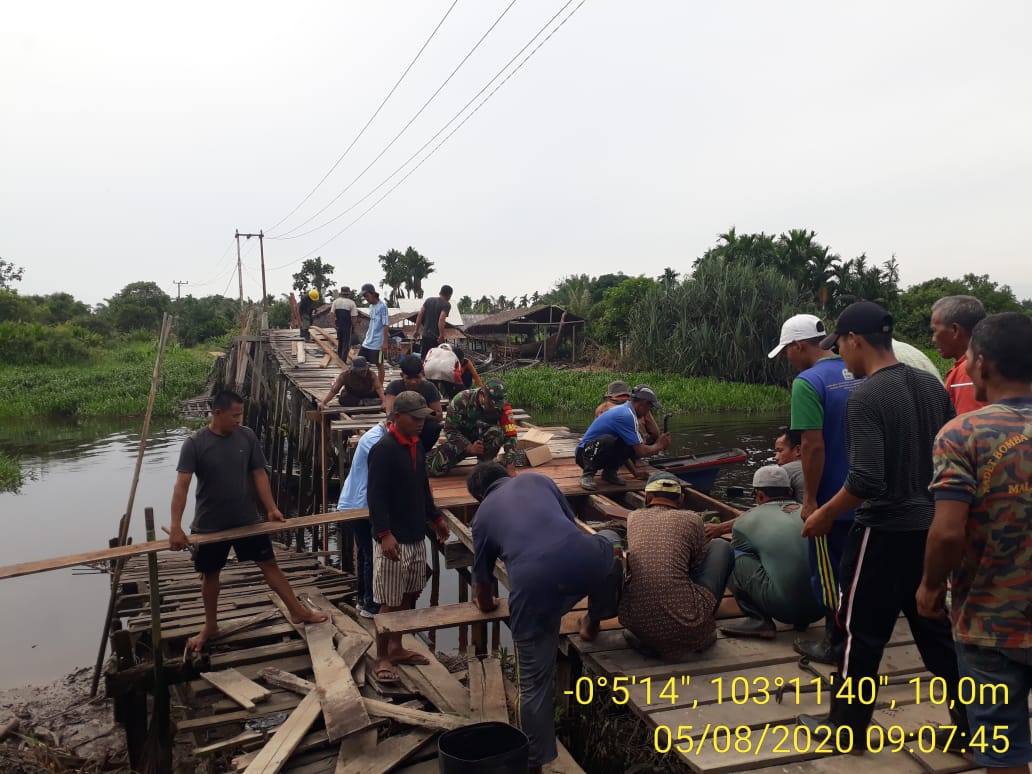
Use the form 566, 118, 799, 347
768, 313, 863, 663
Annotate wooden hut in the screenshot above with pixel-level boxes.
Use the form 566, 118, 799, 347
461, 305, 585, 364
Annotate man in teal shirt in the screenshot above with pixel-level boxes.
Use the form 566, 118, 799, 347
720, 466, 824, 638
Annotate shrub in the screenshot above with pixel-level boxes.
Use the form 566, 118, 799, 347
0, 321, 97, 366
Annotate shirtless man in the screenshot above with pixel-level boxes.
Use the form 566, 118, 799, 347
168, 390, 326, 651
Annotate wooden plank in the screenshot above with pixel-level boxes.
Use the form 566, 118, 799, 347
397, 634, 469, 716
335, 730, 433, 774
243, 690, 322, 774
362, 698, 469, 731
302, 591, 373, 667
194, 729, 264, 757
441, 509, 509, 588
333, 728, 379, 774
177, 692, 304, 733
306, 617, 372, 741
544, 740, 586, 774
374, 600, 510, 636
260, 666, 316, 695
469, 656, 508, 724
201, 668, 273, 711
0, 507, 375, 580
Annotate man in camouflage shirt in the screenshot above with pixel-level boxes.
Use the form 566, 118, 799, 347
426, 378, 519, 476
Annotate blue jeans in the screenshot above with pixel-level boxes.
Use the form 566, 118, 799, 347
956, 642, 1032, 768
352, 519, 378, 613
695, 538, 734, 614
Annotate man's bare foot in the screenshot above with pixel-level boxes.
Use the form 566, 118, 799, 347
387, 648, 430, 666
579, 615, 600, 642
292, 608, 329, 625
187, 623, 219, 652
373, 659, 400, 684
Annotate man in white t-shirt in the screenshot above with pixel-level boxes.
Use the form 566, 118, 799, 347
331, 287, 358, 362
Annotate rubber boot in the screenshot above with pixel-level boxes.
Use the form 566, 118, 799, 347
794, 613, 843, 665
579, 471, 598, 491
719, 594, 776, 639
797, 673, 874, 754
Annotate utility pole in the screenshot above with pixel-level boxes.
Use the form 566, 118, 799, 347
236, 230, 268, 329
234, 230, 245, 328
172, 280, 188, 300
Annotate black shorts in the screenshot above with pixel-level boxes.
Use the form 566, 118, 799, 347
193, 534, 275, 574
358, 346, 383, 365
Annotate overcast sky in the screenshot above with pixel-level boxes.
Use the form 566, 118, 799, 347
3, 1, 1030, 307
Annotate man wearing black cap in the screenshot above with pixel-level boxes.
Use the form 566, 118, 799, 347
384, 355, 443, 450
319, 356, 385, 408
366, 391, 451, 683
576, 384, 671, 490
797, 301, 967, 749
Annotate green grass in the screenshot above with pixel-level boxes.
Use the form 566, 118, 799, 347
0, 451, 21, 492
499, 366, 790, 413
0, 342, 213, 418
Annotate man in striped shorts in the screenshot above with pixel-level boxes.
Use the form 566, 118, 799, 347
769, 313, 863, 663
366, 391, 451, 684
797, 302, 967, 748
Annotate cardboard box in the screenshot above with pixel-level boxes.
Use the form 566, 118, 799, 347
523, 444, 553, 467
516, 428, 554, 449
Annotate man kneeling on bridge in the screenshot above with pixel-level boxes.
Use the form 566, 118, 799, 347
168, 390, 326, 652
426, 378, 519, 476
719, 465, 824, 639
467, 463, 624, 773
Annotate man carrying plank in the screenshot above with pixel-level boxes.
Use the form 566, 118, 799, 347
466, 462, 624, 773
168, 390, 326, 652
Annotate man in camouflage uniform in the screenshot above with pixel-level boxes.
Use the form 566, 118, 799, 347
427, 378, 518, 477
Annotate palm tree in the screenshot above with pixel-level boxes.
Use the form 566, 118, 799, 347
659, 267, 679, 286
401, 246, 434, 299
378, 249, 407, 304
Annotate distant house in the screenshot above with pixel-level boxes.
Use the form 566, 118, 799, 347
462, 305, 586, 362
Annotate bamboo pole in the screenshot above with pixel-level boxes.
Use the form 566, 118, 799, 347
90, 313, 173, 697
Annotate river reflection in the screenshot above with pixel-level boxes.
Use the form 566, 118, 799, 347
0, 409, 785, 688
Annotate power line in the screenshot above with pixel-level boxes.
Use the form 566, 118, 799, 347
267, 0, 582, 259
269, 0, 518, 238
191, 238, 239, 287
264, 0, 461, 235
286, 0, 588, 262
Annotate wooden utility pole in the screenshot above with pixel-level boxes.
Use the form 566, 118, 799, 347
236, 231, 267, 329
234, 230, 245, 328
172, 280, 188, 300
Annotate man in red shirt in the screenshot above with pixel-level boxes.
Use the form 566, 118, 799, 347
931, 295, 987, 415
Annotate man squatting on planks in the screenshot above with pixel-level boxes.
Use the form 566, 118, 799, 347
168, 389, 326, 652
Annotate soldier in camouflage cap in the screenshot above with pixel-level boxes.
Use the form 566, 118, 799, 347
426, 378, 519, 476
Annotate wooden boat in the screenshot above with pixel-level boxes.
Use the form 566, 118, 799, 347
649, 447, 748, 493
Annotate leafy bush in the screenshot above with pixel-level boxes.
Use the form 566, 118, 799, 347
0, 321, 98, 365
626, 258, 812, 385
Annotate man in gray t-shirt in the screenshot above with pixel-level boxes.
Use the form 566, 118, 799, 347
414, 284, 453, 359
168, 390, 327, 652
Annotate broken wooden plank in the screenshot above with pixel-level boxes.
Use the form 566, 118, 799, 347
335, 730, 433, 774
303, 590, 373, 667
306, 617, 372, 741
362, 698, 469, 732
243, 690, 322, 774
333, 728, 379, 774
469, 656, 508, 724
374, 600, 510, 636
201, 668, 272, 711
260, 666, 316, 695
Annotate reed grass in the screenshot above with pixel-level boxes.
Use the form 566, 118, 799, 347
0, 342, 212, 418
500, 366, 789, 413
0, 451, 21, 492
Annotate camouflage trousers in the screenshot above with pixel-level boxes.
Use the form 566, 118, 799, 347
426, 423, 506, 477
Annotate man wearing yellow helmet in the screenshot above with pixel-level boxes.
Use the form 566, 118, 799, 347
298, 289, 320, 341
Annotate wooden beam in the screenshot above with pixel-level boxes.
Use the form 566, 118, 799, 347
259, 667, 315, 695
200, 668, 272, 711
306, 618, 371, 741
374, 600, 509, 636
0, 508, 373, 580
243, 690, 322, 774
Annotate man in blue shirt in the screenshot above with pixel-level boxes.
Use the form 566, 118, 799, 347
359, 283, 389, 386
576, 385, 670, 490
336, 421, 386, 618
467, 463, 624, 772
769, 313, 864, 663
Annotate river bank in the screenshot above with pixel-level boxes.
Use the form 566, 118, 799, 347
499, 366, 791, 412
